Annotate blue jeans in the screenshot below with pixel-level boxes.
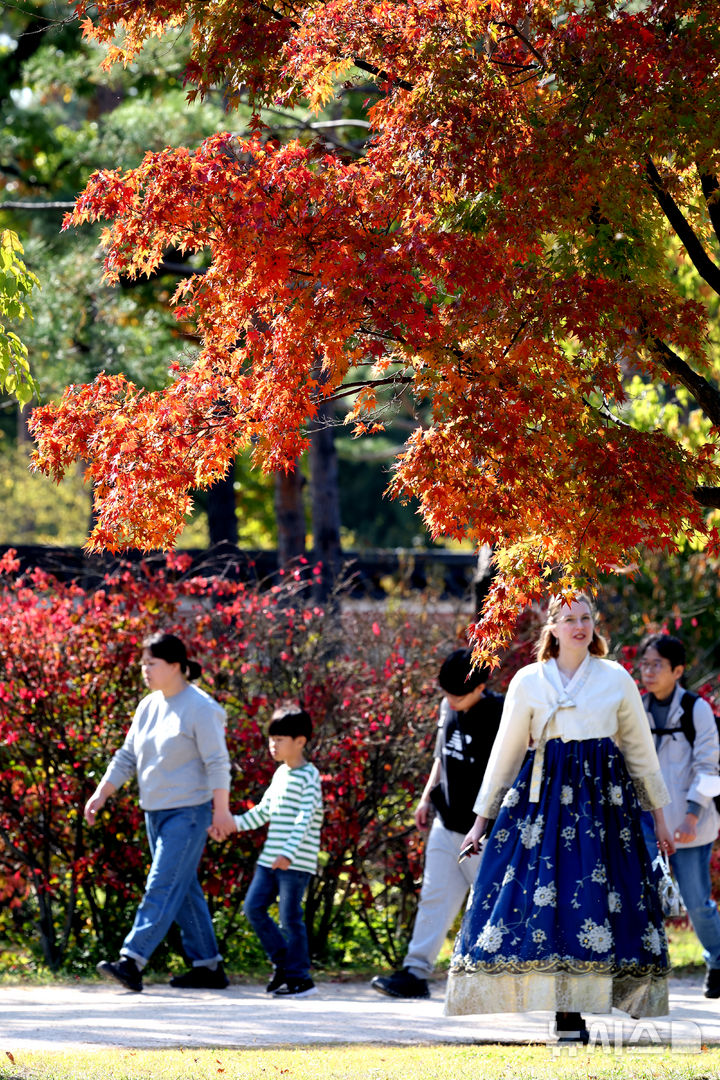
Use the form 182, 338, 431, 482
642, 812, 720, 969
243, 864, 311, 980
121, 802, 221, 967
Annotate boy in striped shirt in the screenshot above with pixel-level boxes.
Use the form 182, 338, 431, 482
232, 705, 323, 998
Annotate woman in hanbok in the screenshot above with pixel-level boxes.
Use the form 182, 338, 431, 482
445, 595, 674, 1042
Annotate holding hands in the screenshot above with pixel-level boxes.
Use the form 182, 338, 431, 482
209, 809, 237, 842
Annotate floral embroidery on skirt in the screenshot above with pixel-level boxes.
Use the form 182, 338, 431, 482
445, 737, 669, 1017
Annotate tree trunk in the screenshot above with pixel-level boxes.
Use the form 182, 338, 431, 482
274, 461, 306, 567
309, 401, 342, 604
207, 460, 238, 546
17, 403, 32, 444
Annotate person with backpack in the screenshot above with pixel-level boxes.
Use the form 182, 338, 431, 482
370, 648, 504, 999
637, 632, 720, 999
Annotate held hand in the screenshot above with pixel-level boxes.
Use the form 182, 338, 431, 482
674, 813, 698, 845
210, 808, 237, 842
271, 855, 292, 871
414, 799, 431, 831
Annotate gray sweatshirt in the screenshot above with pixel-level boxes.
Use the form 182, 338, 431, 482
102, 684, 231, 810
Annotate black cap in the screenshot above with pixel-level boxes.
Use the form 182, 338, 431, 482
438, 648, 490, 695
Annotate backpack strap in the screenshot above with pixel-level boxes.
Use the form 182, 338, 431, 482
647, 690, 698, 744
678, 691, 698, 746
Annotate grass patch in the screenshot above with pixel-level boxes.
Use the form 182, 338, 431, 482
666, 921, 705, 974
0, 921, 706, 985
2, 1045, 720, 1080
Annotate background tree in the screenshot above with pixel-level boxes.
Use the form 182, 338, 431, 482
2, 2, 438, 560
0, 4, 280, 547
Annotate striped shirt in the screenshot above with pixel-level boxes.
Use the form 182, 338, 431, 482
234, 761, 323, 874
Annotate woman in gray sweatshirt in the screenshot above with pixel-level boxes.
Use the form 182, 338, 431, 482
84, 632, 235, 992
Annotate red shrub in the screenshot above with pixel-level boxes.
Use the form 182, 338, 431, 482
0, 554, 459, 971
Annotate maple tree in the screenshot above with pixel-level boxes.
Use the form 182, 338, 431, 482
0, 6, 283, 548
27, 0, 720, 654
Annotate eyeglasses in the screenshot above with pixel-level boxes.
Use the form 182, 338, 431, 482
638, 660, 670, 672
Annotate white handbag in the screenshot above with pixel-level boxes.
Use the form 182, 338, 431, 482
652, 852, 685, 918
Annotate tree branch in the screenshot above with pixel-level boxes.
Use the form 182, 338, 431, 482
698, 169, 720, 250
648, 335, 720, 428
694, 486, 720, 509
326, 374, 413, 403
0, 201, 76, 211
254, 0, 413, 91
645, 157, 720, 296
493, 21, 548, 71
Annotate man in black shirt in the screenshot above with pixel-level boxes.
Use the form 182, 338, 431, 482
370, 648, 504, 999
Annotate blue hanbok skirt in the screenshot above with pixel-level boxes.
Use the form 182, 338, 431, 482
445, 737, 669, 1017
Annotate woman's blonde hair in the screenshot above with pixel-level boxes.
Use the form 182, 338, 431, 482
535, 592, 609, 662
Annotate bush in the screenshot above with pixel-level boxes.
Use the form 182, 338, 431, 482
0, 552, 461, 974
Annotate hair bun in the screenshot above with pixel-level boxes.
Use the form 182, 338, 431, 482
186, 659, 202, 682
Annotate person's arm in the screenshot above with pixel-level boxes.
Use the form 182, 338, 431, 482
415, 758, 442, 830
651, 806, 676, 854
211, 787, 236, 841
615, 669, 670, 810
674, 810, 699, 845
85, 710, 141, 824
194, 702, 233, 794
192, 699, 235, 839
473, 669, 533, 819
232, 785, 273, 832
673, 697, 718, 842
84, 779, 118, 826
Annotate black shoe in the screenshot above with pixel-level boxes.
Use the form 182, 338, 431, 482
266, 968, 287, 994
169, 962, 229, 989
704, 968, 720, 999
370, 967, 430, 999
555, 1011, 590, 1044
97, 956, 143, 993
273, 977, 318, 998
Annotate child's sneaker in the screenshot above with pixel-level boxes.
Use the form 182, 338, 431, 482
273, 977, 318, 998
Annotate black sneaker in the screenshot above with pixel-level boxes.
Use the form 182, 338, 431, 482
555, 1012, 590, 1044
273, 977, 318, 998
266, 968, 287, 994
704, 968, 720, 999
370, 967, 430, 999
169, 962, 230, 989
97, 956, 143, 993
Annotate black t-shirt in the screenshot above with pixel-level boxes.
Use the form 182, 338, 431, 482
429, 690, 505, 834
